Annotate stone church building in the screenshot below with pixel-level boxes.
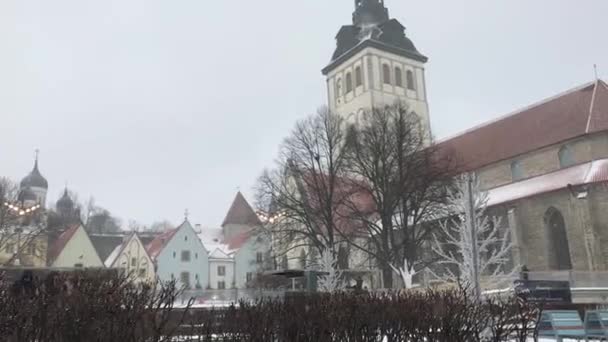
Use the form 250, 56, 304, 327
323, 0, 608, 293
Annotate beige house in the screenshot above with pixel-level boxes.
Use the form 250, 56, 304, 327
48, 224, 104, 268
105, 233, 156, 283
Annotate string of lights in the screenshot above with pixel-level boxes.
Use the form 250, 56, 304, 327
3, 202, 42, 216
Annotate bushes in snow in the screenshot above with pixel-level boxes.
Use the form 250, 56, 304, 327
0, 270, 540, 341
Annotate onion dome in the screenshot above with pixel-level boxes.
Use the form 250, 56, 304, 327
56, 188, 74, 212
20, 157, 48, 190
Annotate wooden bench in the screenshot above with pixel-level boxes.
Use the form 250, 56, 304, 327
585, 310, 608, 340
539, 310, 587, 341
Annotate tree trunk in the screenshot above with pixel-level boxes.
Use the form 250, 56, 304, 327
381, 265, 393, 289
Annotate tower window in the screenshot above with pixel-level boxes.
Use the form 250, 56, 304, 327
382, 64, 391, 85
558, 145, 575, 168
335, 78, 342, 97
346, 72, 353, 93
406, 70, 416, 90
355, 66, 362, 87
395, 67, 403, 87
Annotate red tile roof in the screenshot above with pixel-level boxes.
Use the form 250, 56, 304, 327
437, 80, 608, 172
488, 158, 608, 207
145, 228, 178, 260
222, 192, 262, 227
47, 225, 80, 265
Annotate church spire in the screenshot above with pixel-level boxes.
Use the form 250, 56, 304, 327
353, 0, 389, 26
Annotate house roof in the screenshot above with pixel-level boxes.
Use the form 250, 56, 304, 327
89, 234, 125, 262
222, 192, 262, 227
104, 232, 152, 268
47, 225, 80, 265
209, 247, 232, 260
437, 80, 608, 172
487, 158, 608, 207
145, 227, 179, 260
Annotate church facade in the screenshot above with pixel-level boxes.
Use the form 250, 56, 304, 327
324, 0, 608, 297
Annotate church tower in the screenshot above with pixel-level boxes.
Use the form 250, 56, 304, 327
19, 153, 48, 207
323, 0, 431, 135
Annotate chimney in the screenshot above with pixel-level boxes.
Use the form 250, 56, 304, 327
194, 224, 202, 234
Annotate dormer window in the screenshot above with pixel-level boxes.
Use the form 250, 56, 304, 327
382, 64, 391, 85
395, 67, 403, 87
406, 70, 416, 90
511, 160, 524, 181
355, 66, 362, 87
346, 72, 353, 93
558, 145, 575, 168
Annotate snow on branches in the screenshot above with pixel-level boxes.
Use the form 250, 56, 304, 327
317, 250, 344, 293
432, 174, 517, 298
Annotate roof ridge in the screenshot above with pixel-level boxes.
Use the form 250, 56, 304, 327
438, 80, 597, 143
585, 80, 601, 133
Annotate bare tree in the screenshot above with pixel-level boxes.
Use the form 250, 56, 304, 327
316, 248, 345, 293
341, 103, 454, 288
432, 174, 517, 299
0, 177, 48, 266
256, 107, 353, 259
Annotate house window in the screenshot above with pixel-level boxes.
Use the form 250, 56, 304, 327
395, 67, 403, 87
138, 268, 147, 278
558, 145, 575, 168
246, 272, 253, 283
195, 253, 198, 259
406, 70, 416, 90
180, 272, 191, 289
173, 251, 176, 258
131, 257, 137, 267
218, 265, 226, 276
511, 160, 524, 181
181, 250, 191, 262
299, 250, 307, 269
382, 64, 391, 84
346, 72, 353, 93
256, 252, 263, 264
217, 281, 226, 290
74, 263, 83, 268
184, 236, 188, 242
281, 256, 289, 270
5, 243, 14, 254
28, 244, 36, 256
355, 66, 362, 87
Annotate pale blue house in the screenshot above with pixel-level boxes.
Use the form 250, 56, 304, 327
147, 220, 209, 289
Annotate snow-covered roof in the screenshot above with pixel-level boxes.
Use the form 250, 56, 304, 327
197, 227, 235, 257
104, 244, 122, 267
487, 158, 608, 207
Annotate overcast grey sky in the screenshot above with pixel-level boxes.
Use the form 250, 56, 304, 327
1, 0, 606, 228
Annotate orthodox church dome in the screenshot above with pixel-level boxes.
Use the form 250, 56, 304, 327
20, 158, 48, 189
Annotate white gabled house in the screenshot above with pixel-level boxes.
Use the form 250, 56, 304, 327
105, 232, 156, 283
48, 224, 104, 269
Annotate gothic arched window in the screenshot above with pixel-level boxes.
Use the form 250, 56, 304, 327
346, 72, 353, 93
558, 145, 575, 168
511, 160, 524, 181
544, 208, 572, 270
355, 66, 362, 87
299, 250, 307, 269
406, 70, 416, 90
382, 64, 391, 85
395, 67, 403, 87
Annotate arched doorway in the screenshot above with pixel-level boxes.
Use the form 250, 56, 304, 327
544, 208, 572, 270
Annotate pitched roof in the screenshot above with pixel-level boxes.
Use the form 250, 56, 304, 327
145, 227, 178, 260
437, 80, 608, 172
47, 225, 80, 265
89, 234, 125, 262
222, 192, 262, 227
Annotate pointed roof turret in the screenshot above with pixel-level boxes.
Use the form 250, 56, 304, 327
20, 151, 48, 190
222, 192, 262, 227
353, 0, 389, 27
